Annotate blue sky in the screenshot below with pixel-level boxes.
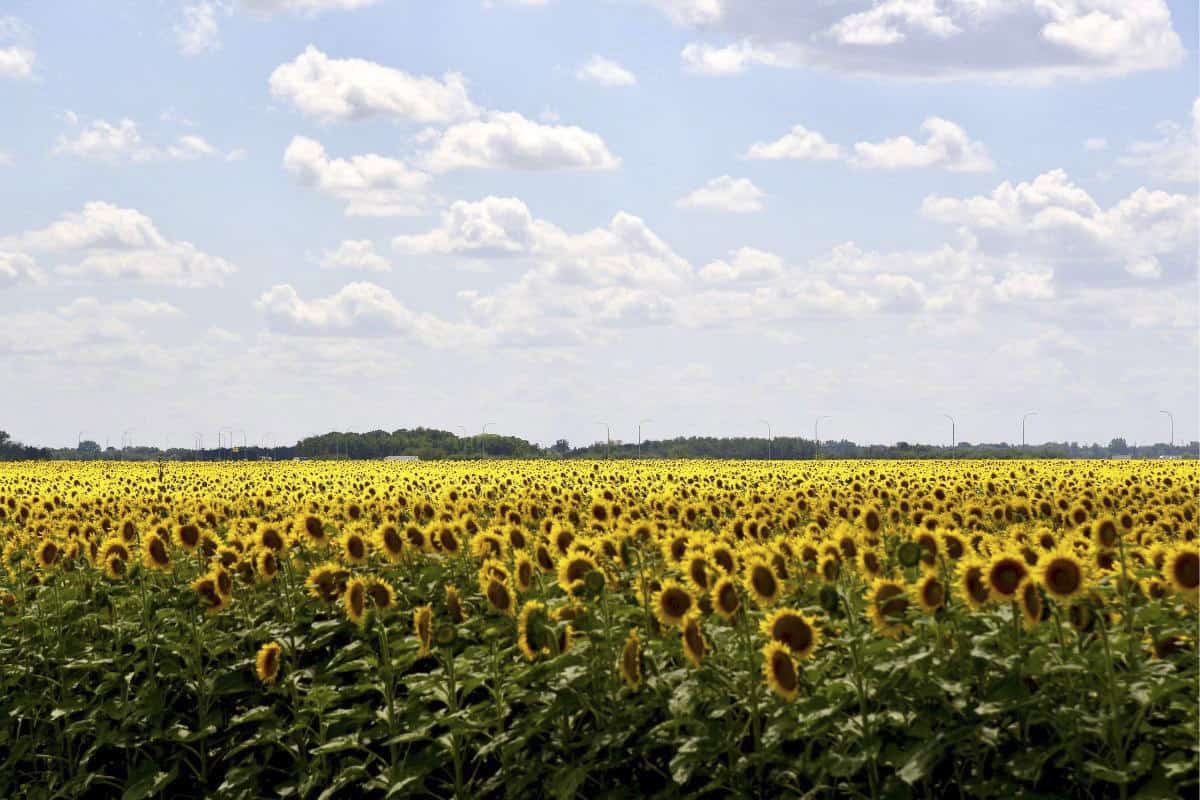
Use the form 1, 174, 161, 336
0, 0, 1196, 450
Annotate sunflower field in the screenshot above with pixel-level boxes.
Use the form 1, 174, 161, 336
0, 459, 1196, 799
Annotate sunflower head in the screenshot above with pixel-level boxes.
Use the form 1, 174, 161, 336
653, 580, 694, 628
343, 578, 368, 626
619, 628, 642, 690
711, 576, 741, 621
484, 577, 515, 616
1018, 579, 1044, 629
1164, 544, 1200, 602
744, 559, 781, 607
255, 641, 283, 685
1035, 550, 1087, 600
413, 604, 433, 657
762, 641, 800, 702
869, 578, 910, 638
517, 600, 550, 662
680, 613, 707, 668
986, 553, 1028, 599
913, 573, 945, 614
761, 608, 819, 659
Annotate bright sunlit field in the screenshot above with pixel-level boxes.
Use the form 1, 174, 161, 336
0, 459, 1196, 799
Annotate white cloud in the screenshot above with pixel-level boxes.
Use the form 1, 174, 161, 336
697, 247, 783, 283
851, 117, 994, 172
0, 251, 43, 287
657, 0, 1185, 83
0, 297, 183, 359
242, 0, 382, 12
256, 282, 483, 346
577, 55, 637, 87
53, 117, 234, 163
283, 135, 431, 216
743, 124, 844, 161
1117, 99, 1199, 184
0, 16, 34, 80
317, 240, 391, 271
744, 118, 991, 172
421, 111, 619, 172
1083, 137, 1108, 152
0, 150, 11, 166
921, 169, 1198, 282
269, 45, 478, 124
1, 202, 237, 287
676, 175, 765, 213
176, 3, 221, 57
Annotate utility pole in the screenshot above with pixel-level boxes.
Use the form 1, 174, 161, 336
814, 416, 831, 459
596, 423, 611, 459
1160, 410, 1174, 447
481, 422, 495, 459
1021, 412, 1038, 448
757, 418, 772, 460
637, 419, 651, 459
942, 414, 956, 453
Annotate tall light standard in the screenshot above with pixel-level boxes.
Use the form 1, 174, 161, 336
814, 416, 832, 459
637, 419, 651, 459
121, 429, 135, 460
1020, 411, 1038, 448
757, 418, 772, 460
1160, 410, 1174, 447
193, 432, 204, 461
456, 425, 467, 457
77, 430, 88, 460
596, 422, 611, 459
481, 422, 495, 459
941, 414, 956, 451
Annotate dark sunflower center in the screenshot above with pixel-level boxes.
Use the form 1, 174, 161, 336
877, 584, 907, 618
773, 615, 812, 651
1046, 559, 1081, 594
662, 588, 691, 618
1175, 552, 1200, 590
751, 566, 777, 597
772, 651, 798, 691
922, 580, 945, 608
990, 560, 1024, 594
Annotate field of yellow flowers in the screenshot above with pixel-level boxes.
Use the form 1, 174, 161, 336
0, 459, 1196, 799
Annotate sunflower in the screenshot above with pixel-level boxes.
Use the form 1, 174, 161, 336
619, 628, 642, 690
868, 578, 910, 638
306, 561, 349, 603
103, 554, 128, 580
34, 539, 61, 571
762, 641, 799, 702
710, 576, 741, 621
744, 559, 781, 607
1035, 549, 1088, 600
653, 580, 694, 628
913, 573, 945, 614
296, 513, 329, 546
1163, 544, 1199, 603
760, 608, 819, 658
1092, 515, 1120, 549
366, 578, 396, 613
375, 523, 405, 562
212, 565, 234, 598
257, 525, 288, 554
446, 584, 466, 624
414, 604, 433, 657
514, 553, 535, 593
175, 523, 201, 552
517, 600, 549, 661
1018, 579, 1044, 629
985, 552, 1028, 600
255, 641, 283, 685
340, 530, 370, 565
680, 613, 707, 667
484, 576, 515, 616
254, 548, 279, 582
193, 575, 228, 614
343, 578, 368, 626
858, 549, 884, 579
556, 552, 598, 596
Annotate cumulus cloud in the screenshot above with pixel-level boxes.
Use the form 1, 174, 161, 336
850, 117, 994, 172
269, 45, 478, 124
316, 240, 391, 271
921, 169, 1198, 282
283, 135, 431, 216
697, 247, 783, 283
0, 297, 184, 359
0, 251, 43, 288
656, 0, 1185, 83
743, 124, 843, 161
576, 55, 637, 87
676, 175, 765, 213
0, 16, 34, 80
53, 117, 235, 163
1, 202, 237, 287
175, 1, 382, 56
744, 117, 992, 172
176, 3, 220, 57
421, 111, 619, 172
1117, 99, 1199, 185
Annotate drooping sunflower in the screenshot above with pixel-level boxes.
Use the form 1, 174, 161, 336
343, 577, 368, 626
175, 523, 201, 552
710, 576, 741, 621
744, 558, 781, 607
1018, 579, 1044, 629
414, 604, 433, 657
556, 552, 598, 596
957, 557, 990, 610
192, 575, 228, 614
985, 552, 1029, 600
255, 641, 283, 685
913, 573, 946, 614
680, 613, 707, 667
340, 530, 370, 565
445, 584, 466, 624
868, 577, 910, 638
517, 600, 549, 661
1034, 548, 1088, 601
483, 576, 516, 616
306, 561, 349, 603
762, 641, 799, 702
760, 608, 819, 659
34, 539, 61, 571
254, 548, 279, 582
653, 580, 694, 628
1163, 544, 1199, 603
366, 578, 396, 613
619, 628, 642, 691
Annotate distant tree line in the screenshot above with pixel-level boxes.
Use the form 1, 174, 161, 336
13, 427, 1199, 462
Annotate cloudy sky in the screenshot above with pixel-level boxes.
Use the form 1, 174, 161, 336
1, 0, 1196, 450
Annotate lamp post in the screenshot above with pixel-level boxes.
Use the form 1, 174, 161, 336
1160, 410, 1174, 447
481, 422, 495, 459
77, 430, 88, 460
814, 416, 832, 459
637, 419, 651, 459
596, 422, 611, 459
1021, 412, 1038, 448
121, 429, 135, 461
942, 414, 956, 451
757, 418, 772, 460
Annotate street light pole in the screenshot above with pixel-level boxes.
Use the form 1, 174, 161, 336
638, 418, 651, 459
596, 423, 611, 459
481, 422, 495, 459
814, 416, 831, 459
1021, 412, 1038, 448
941, 414, 956, 452
757, 418, 772, 460
1159, 410, 1174, 447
